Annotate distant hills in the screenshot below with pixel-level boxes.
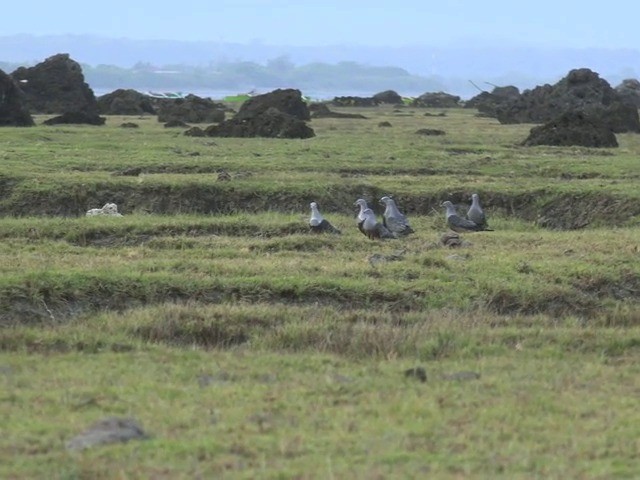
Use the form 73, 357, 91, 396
2, 34, 639, 99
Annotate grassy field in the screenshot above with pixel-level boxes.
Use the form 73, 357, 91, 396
1, 106, 639, 478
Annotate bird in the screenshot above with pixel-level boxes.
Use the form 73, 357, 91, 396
380, 196, 414, 236
361, 208, 396, 240
308, 202, 341, 234
86, 202, 123, 217
442, 201, 490, 233
354, 198, 370, 234
466, 193, 489, 230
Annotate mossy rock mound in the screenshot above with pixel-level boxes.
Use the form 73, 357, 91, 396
236, 88, 310, 121
372, 90, 403, 104
157, 94, 225, 124
412, 91, 461, 108
0, 69, 34, 126
205, 107, 314, 139
497, 68, 640, 133
97, 89, 156, 115
11, 53, 99, 115
522, 111, 618, 148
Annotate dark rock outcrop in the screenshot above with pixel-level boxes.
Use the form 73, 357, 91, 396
11, 53, 100, 116
412, 91, 461, 108
97, 89, 156, 115
615, 79, 640, 108
465, 86, 521, 117
497, 68, 640, 133
235, 88, 310, 121
522, 111, 618, 148
0, 69, 34, 126
157, 94, 226, 123
184, 126, 206, 137
415, 128, 445, 136
332, 96, 379, 107
164, 119, 189, 128
373, 90, 403, 104
204, 89, 314, 138
309, 103, 368, 119
205, 107, 314, 139
43, 111, 106, 126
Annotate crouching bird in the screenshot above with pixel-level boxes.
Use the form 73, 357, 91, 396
309, 202, 341, 234
442, 201, 491, 233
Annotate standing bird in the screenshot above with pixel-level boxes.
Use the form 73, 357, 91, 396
309, 202, 341, 234
354, 198, 370, 235
466, 193, 489, 230
361, 208, 396, 240
380, 196, 414, 236
442, 201, 491, 233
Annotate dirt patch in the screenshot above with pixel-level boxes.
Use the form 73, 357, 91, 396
130, 312, 257, 348
415, 128, 445, 136
485, 288, 598, 316
1, 181, 639, 228
534, 194, 638, 229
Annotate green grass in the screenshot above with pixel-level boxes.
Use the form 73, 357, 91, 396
1, 105, 639, 478
2, 345, 639, 478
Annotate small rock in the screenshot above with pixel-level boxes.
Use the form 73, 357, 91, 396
66, 417, 149, 451
217, 170, 232, 182
415, 128, 446, 136
404, 367, 427, 383
442, 371, 481, 381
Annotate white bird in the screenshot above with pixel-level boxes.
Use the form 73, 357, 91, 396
380, 196, 414, 236
86, 202, 123, 217
467, 193, 488, 230
309, 202, 341, 234
442, 201, 489, 233
354, 198, 370, 234
361, 208, 396, 240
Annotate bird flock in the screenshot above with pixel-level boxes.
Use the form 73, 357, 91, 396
309, 194, 491, 238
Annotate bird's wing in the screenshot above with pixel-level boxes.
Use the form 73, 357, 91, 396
448, 214, 482, 232
387, 215, 414, 235
467, 205, 486, 227
311, 219, 341, 234
376, 222, 397, 239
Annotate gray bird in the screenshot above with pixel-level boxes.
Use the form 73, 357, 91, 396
380, 196, 414, 236
466, 193, 488, 230
309, 202, 341, 234
361, 208, 396, 240
354, 198, 370, 235
442, 201, 491, 233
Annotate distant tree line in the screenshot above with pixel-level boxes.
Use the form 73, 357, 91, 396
2, 57, 450, 96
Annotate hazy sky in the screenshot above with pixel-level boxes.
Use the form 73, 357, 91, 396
4, 0, 638, 49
